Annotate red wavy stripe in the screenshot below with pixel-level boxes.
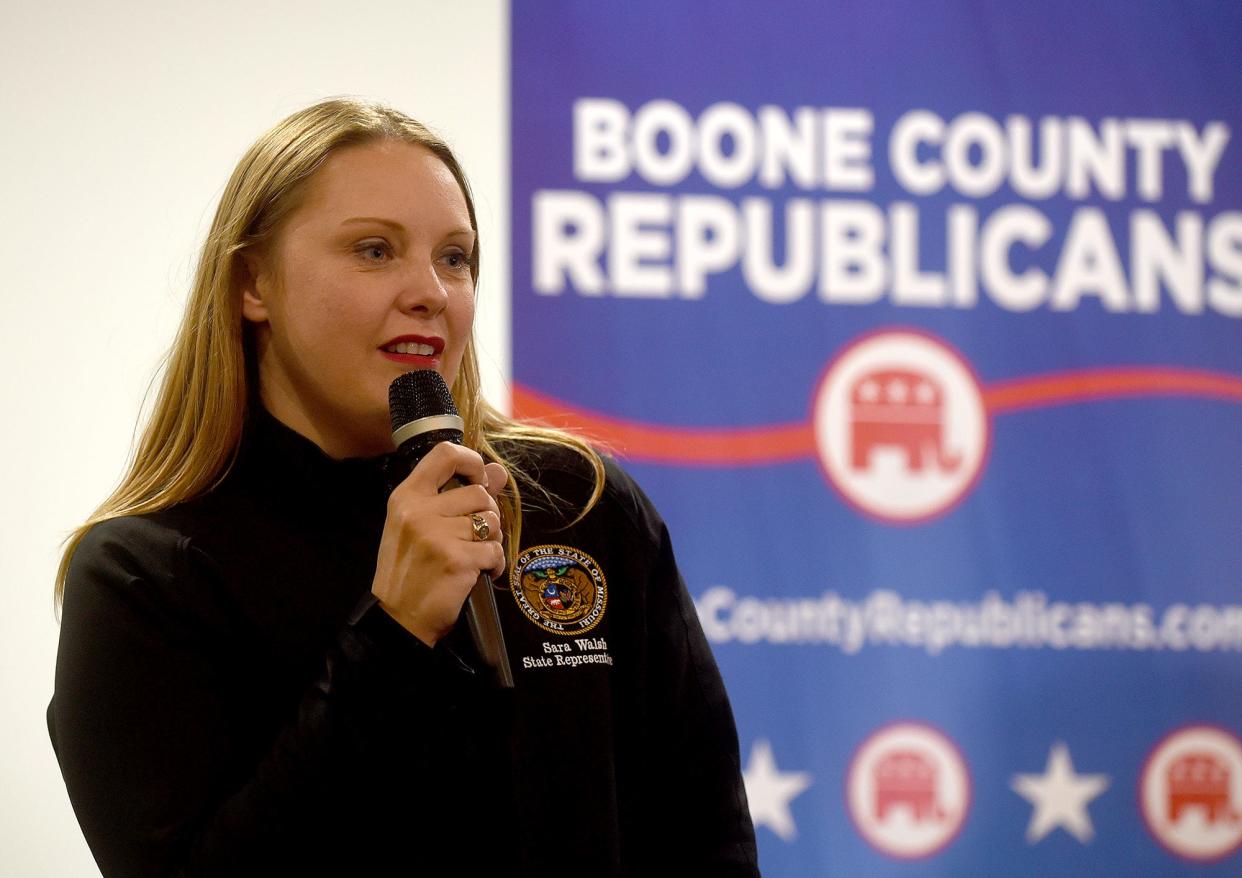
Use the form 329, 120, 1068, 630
512, 367, 1242, 466
983, 367, 1242, 413
512, 385, 814, 465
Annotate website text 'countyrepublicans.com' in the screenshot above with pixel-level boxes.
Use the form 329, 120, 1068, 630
694, 587, 1242, 655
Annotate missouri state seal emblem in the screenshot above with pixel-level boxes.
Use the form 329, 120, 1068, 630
510, 544, 607, 635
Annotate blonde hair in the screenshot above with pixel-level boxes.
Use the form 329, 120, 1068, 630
55, 97, 603, 607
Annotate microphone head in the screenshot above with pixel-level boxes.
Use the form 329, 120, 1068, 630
389, 369, 459, 431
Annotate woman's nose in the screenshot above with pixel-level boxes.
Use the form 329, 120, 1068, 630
395, 258, 449, 315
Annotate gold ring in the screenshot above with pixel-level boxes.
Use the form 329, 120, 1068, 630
469, 513, 490, 541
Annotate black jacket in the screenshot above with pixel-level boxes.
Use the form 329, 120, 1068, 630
49, 409, 759, 877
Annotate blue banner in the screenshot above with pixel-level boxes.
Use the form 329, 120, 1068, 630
511, 3, 1242, 874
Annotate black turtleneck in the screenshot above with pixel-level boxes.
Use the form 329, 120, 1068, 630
49, 407, 759, 877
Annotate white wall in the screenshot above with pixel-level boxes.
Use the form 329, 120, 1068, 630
0, 2, 509, 873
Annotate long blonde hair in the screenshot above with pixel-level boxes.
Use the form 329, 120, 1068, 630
55, 97, 603, 607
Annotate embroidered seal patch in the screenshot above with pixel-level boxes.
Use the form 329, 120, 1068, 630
510, 544, 607, 635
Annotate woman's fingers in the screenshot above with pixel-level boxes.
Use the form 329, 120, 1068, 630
464, 510, 502, 543
427, 484, 499, 519
399, 442, 489, 495
463, 536, 507, 581
394, 445, 511, 505
482, 461, 509, 499
372, 444, 511, 644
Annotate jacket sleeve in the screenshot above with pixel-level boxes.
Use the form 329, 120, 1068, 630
618, 476, 761, 876
49, 518, 451, 877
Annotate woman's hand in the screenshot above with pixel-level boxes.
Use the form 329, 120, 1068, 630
370, 442, 509, 646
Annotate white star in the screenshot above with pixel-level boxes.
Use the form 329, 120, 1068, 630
1011, 742, 1110, 844
742, 739, 812, 842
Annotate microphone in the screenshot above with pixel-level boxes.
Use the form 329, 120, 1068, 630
388, 370, 515, 689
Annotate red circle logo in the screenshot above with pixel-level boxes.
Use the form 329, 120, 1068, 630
1139, 725, 1242, 862
812, 329, 990, 524
845, 721, 972, 859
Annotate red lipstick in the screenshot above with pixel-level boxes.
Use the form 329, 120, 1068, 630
379, 334, 445, 366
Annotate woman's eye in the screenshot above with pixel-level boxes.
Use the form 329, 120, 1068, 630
355, 241, 392, 262
443, 250, 470, 271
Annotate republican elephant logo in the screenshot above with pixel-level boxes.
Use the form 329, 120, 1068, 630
1140, 725, 1242, 862
1166, 752, 1241, 825
813, 329, 990, 524
849, 369, 962, 474
873, 748, 948, 823
847, 721, 971, 860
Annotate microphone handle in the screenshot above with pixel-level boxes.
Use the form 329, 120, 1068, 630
444, 474, 514, 689
466, 573, 514, 688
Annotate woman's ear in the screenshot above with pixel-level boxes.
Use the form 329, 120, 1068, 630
239, 252, 272, 324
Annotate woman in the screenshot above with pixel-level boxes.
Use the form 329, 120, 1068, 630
49, 98, 759, 876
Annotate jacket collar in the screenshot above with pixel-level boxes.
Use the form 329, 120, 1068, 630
232, 405, 400, 513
